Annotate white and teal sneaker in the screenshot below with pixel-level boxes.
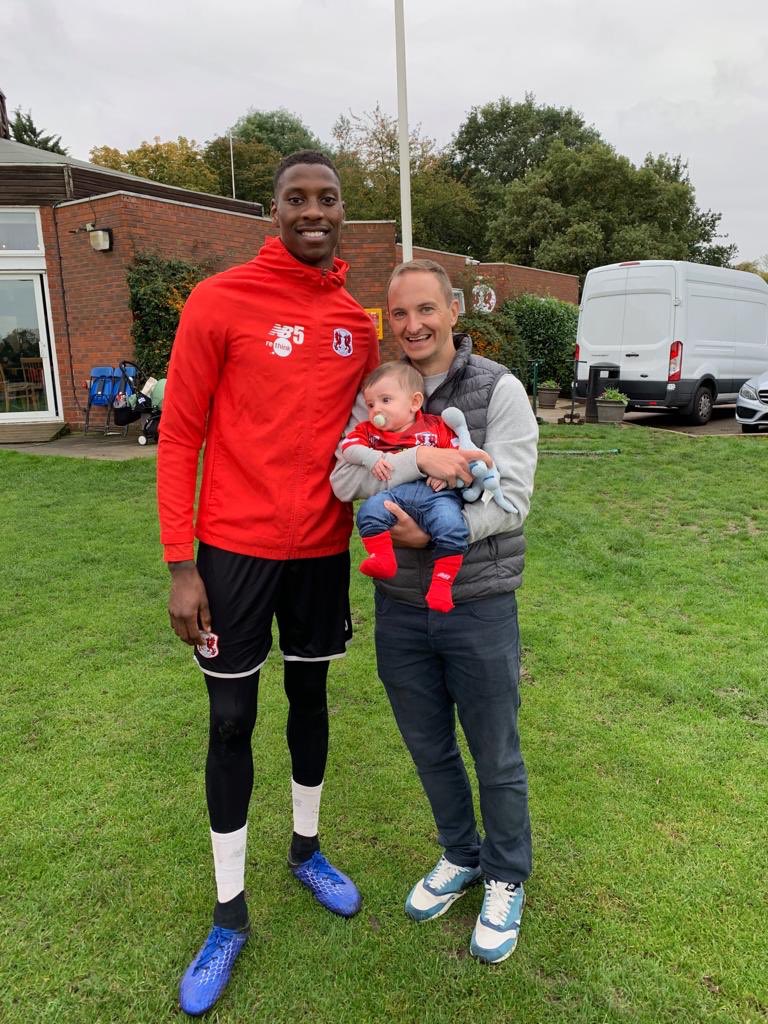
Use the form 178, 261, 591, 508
470, 879, 525, 963
404, 855, 482, 922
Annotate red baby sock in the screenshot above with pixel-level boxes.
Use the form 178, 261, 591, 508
360, 531, 397, 579
425, 554, 464, 613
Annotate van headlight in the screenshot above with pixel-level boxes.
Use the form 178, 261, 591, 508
740, 383, 758, 401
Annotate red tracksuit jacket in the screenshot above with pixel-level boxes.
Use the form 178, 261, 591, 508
157, 237, 378, 562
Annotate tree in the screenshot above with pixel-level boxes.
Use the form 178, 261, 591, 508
447, 94, 602, 259
409, 162, 481, 254
203, 136, 280, 208
332, 105, 481, 254
451, 93, 601, 187
89, 137, 218, 194
11, 108, 67, 154
642, 153, 737, 266
734, 256, 768, 283
230, 108, 324, 155
488, 141, 736, 279
332, 105, 424, 221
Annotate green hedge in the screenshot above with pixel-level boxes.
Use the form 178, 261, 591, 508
126, 253, 208, 378
499, 294, 579, 389
457, 311, 529, 383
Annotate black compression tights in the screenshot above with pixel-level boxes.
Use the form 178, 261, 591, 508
205, 660, 330, 833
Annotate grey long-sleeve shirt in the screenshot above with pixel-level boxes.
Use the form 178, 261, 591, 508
330, 373, 538, 544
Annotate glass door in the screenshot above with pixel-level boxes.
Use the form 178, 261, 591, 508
0, 275, 56, 417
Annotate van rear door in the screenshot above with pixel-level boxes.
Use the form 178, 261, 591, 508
620, 264, 676, 384
577, 266, 628, 385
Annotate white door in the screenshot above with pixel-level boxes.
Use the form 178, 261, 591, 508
576, 267, 628, 383
620, 265, 676, 383
0, 273, 57, 418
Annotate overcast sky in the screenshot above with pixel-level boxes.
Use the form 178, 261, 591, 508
3, 0, 766, 259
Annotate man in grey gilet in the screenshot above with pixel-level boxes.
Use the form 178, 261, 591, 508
331, 259, 538, 963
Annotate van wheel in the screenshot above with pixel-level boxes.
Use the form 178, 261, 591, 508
741, 423, 759, 434
687, 385, 713, 425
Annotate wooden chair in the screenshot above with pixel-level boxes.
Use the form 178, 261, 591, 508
21, 357, 45, 410
0, 365, 33, 412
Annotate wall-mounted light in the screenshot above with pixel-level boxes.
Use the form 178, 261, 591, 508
88, 227, 113, 252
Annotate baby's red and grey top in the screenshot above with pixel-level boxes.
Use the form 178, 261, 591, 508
341, 413, 458, 458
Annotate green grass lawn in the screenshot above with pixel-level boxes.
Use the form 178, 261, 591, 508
2, 425, 767, 1024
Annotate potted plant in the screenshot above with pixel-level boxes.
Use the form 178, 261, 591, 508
596, 386, 629, 424
537, 379, 560, 408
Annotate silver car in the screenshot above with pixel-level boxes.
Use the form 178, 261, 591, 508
735, 370, 768, 433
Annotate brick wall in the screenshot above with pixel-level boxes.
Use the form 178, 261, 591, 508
39, 190, 574, 427
44, 195, 279, 424
397, 244, 579, 306
43, 195, 400, 425
478, 262, 579, 304
41, 200, 136, 425
338, 221, 398, 356
405, 245, 469, 284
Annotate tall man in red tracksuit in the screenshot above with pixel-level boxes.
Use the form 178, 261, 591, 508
157, 151, 378, 1017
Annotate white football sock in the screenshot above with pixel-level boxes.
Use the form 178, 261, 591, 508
210, 823, 247, 904
291, 779, 324, 837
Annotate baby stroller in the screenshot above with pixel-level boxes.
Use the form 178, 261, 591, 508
112, 360, 165, 445
138, 377, 164, 446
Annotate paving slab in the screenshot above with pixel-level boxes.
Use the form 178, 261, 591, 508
533, 398, 750, 437
0, 401, 755, 462
0, 428, 157, 460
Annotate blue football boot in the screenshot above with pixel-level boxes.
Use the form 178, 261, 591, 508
179, 924, 248, 1016
290, 851, 361, 917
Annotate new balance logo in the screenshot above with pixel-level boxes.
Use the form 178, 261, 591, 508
267, 324, 305, 357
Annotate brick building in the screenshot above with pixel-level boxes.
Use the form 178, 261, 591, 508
0, 138, 577, 439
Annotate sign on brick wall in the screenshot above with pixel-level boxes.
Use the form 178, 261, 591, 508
365, 308, 383, 340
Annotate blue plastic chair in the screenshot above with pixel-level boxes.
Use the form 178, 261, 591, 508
84, 366, 114, 433
84, 365, 136, 434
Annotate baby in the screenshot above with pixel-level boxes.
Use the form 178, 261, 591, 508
340, 361, 469, 612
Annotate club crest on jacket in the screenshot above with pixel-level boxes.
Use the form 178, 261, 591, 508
333, 328, 353, 357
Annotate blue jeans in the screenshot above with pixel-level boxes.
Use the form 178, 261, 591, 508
357, 481, 468, 556
374, 589, 531, 882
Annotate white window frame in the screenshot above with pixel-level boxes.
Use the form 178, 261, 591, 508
0, 272, 60, 420
0, 207, 45, 267
452, 288, 466, 314
0, 208, 62, 421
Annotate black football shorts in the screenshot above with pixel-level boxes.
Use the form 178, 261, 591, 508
193, 543, 352, 677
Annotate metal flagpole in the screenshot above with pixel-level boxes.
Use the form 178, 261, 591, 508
229, 132, 236, 199
394, 0, 413, 262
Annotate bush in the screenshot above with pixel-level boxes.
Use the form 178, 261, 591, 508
456, 311, 529, 383
126, 253, 209, 377
500, 293, 578, 389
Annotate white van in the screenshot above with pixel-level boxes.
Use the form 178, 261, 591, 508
575, 261, 768, 423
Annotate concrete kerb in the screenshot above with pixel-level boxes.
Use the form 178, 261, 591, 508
0, 427, 157, 460
0, 400, 754, 461
533, 398, 747, 438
